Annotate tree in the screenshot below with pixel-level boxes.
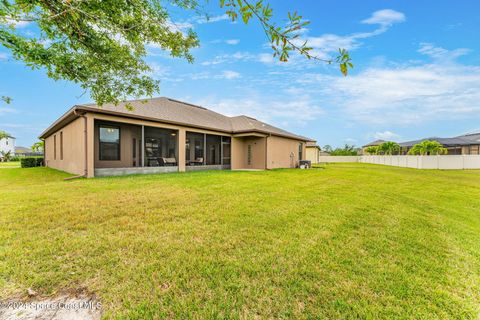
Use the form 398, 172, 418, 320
0, 150, 11, 162
408, 140, 448, 155
323, 145, 333, 153
0, 130, 10, 140
31, 140, 44, 152
1, 1, 352, 106
330, 144, 358, 156
378, 141, 400, 155
365, 145, 379, 155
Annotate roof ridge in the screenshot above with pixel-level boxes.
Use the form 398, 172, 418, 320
166, 98, 207, 110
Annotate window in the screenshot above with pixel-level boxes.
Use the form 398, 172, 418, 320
99, 125, 120, 160
247, 144, 252, 165
298, 143, 303, 161
60, 132, 63, 160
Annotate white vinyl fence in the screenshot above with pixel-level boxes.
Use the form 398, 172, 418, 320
318, 156, 360, 163
318, 155, 480, 170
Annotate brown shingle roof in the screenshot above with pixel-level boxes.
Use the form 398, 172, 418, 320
362, 139, 386, 148
40, 97, 314, 141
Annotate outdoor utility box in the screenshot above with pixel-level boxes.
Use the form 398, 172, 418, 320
299, 160, 312, 169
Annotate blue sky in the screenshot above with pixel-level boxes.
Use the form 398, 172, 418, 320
1, 0, 480, 148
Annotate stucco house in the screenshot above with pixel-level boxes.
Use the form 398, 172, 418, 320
0, 134, 15, 155
399, 133, 480, 155
362, 133, 480, 155
39, 97, 314, 177
305, 142, 321, 164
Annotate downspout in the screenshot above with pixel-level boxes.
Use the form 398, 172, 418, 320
264, 134, 271, 170
65, 110, 88, 180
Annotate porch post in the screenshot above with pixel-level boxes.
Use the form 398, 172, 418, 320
220, 137, 223, 166
178, 129, 186, 172
203, 133, 206, 165
141, 125, 145, 167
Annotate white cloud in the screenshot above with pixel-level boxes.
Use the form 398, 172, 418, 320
372, 131, 400, 141
0, 53, 8, 61
225, 39, 240, 45
196, 14, 230, 24
418, 43, 470, 62
361, 9, 406, 26
218, 70, 240, 80
0, 108, 17, 116
296, 45, 480, 125
5, 18, 31, 28
194, 95, 324, 127
294, 9, 405, 60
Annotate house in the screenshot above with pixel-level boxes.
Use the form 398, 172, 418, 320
0, 134, 15, 155
39, 97, 314, 177
362, 133, 480, 155
361, 139, 386, 154
399, 132, 480, 155
305, 142, 321, 164
15, 146, 43, 157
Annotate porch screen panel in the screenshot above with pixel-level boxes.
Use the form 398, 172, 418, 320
186, 132, 205, 165
144, 127, 177, 158
222, 136, 231, 165
206, 135, 221, 165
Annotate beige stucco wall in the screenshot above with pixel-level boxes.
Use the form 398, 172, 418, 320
44, 117, 86, 175
305, 146, 319, 164
231, 136, 267, 169
266, 136, 304, 169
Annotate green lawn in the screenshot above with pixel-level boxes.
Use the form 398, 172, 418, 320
0, 161, 20, 168
1, 164, 479, 319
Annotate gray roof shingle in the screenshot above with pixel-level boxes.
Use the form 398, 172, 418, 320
41, 97, 313, 141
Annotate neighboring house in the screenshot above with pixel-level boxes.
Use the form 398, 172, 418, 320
15, 146, 42, 157
362, 133, 480, 155
361, 139, 386, 154
305, 142, 321, 164
15, 146, 31, 155
39, 97, 314, 177
0, 134, 15, 154
400, 132, 480, 155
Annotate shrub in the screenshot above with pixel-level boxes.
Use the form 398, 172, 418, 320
21, 157, 44, 168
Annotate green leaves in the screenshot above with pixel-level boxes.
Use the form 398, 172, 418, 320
1, 96, 12, 104
377, 141, 400, 155
336, 49, 353, 76
408, 140, 448, 155
0, 0, 353, 107
0, 0, 199, 106
31, 141, 45, 152
0, 130, 10, 140
219, 0, 352, 74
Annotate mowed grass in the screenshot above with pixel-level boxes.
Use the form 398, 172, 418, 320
1, 164, 479, 319
0, 161, 20, 168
